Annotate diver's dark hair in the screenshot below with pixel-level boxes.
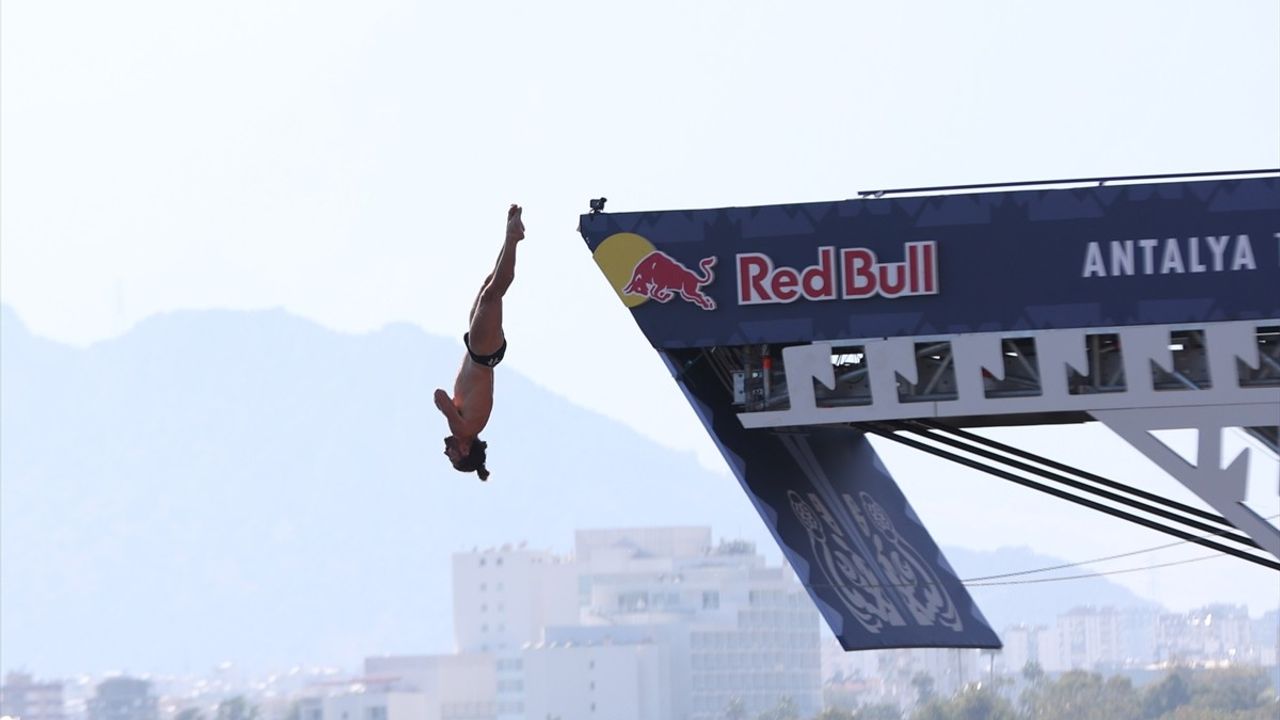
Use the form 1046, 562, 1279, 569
452, 438, 490, 481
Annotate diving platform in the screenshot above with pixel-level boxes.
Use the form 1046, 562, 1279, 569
579, 171, 1280, 651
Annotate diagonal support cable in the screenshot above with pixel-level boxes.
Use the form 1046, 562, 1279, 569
856, 422, 1279, 571
893, 419, 1253, 546
915, 418, 1229, 525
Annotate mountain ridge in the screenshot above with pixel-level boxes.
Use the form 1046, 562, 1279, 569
0, 305, 1159, 676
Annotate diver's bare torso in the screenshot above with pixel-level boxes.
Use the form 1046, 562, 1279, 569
451, 360, 495, 437
433, 361, 494, 443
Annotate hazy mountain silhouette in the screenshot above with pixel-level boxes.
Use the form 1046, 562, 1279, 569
944, 546, 1162, 631
0, 306, 1157, 676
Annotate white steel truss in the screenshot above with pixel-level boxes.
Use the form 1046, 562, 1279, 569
714, 319, 1279, 560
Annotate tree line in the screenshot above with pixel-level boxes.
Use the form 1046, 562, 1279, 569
747, 665, 1277, 720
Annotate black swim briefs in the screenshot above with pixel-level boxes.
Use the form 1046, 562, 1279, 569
464, 332, 507, 368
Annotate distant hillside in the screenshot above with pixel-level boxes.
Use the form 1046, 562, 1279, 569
942, 545, 1164, 630
0, 306, 770, 675
0, 306, 1159, 676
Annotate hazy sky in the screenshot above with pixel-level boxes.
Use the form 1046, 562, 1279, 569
3, 1, 1278, 618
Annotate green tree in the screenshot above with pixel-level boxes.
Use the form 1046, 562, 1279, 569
909, 686, 1015, 720
723, 696, 747, 720
756, 696, 799, 720
853, 704, 902, 720
946, 686, 1016, 720
175, 708, 206, 720
1160, 706, 1278, 720
907, 699, 948, 720
215, 697, 258, 720
1020, 661, 1044, 686
1020, 670, 1140, 720
811, 708, 856, 720
1186, 666, 1272, 712
1141, 670, 1191, 719
910, 673, 936, 706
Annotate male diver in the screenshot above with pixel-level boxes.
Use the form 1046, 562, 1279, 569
434, 204, 524, 481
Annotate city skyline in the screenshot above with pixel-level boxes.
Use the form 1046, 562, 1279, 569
3, 523, 1276, 720
4, 521, 1277, 683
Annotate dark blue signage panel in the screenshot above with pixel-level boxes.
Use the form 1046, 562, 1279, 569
666, 349, 1001, 649
580, 177, 1280, 348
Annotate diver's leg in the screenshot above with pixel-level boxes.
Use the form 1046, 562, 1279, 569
469, 274, 493, 326
467, 208, 522, 354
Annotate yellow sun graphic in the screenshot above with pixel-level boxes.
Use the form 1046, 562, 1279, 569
591, 232, 656, 308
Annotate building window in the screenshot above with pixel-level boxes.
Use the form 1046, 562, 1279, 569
496, 557, 503, 566
479, 558, 486, 567
702, 591, 720, 610
480, 583, 487, 591
590, 702, 596, 713
365, 707, 386, 720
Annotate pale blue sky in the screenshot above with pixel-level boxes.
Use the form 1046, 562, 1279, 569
2, 1, 1278, 614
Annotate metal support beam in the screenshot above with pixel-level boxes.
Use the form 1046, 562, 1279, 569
1093, 406, 1280, 561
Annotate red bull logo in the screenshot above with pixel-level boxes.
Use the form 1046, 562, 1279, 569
623, 251, 717, 310
593, 233, 719, 311
594, 233, 937, 312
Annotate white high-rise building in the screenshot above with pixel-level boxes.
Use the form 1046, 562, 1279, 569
562, 528, 820, 720
1048, 606, 1158, 671
447, 527, 823, 720
296, 687, 429, 720
452, 544, 579, 655
999, 624, 1046, 675
364, 655, 494, 719
522, 641, 665, 720
1, 673, 66, 720
1252, 609, 1278, 667
451, 542, 579, 719
1052, 607, 1124, 670
1157, 604, 1255, 665
86, 678, 156, 720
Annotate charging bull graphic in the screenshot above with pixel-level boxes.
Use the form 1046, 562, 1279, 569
623, 251, 718, 310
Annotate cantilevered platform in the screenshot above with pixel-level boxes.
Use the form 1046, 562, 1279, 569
579, 171, 1280, 651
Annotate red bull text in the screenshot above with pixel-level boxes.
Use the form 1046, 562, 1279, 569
736, 242, 938, 305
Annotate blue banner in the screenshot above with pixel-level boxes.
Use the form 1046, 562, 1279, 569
580, 177, 1280, 348
666, 349, 1001, 650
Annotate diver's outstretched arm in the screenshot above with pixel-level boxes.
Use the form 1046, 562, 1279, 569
434, 388, 469, 439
